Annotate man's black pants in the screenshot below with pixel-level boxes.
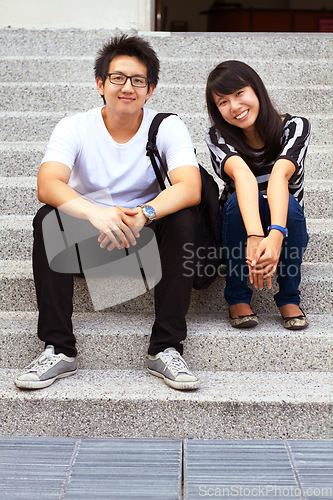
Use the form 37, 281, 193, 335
32, 205, 198, 358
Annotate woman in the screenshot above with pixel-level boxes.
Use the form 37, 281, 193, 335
205, 60, 310, 330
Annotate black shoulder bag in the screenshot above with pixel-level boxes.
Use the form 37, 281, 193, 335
146, 113, 223, 290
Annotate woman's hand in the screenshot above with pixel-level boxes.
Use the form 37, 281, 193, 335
246, 235, 266, 289
246, 231, 284, 290
249, 157, 295, 287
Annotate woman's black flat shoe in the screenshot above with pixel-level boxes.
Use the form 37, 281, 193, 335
229, 312, 258, 328
282, 308, 309, 330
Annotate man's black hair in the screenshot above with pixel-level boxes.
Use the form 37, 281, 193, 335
94, 34, 160, 96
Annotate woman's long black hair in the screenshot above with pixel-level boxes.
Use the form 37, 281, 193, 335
206, 60, 283, 162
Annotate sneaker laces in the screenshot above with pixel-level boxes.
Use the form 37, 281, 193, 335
25, 348, 59, 373
162, 350, 191, 376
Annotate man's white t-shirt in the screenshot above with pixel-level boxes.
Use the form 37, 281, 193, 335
42, 106, 199, 209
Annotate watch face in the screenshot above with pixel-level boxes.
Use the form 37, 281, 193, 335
144, 206, 155, 217
143, 205, 156, 220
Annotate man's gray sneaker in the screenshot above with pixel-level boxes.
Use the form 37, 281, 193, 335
15, 345, 77, 390
147, 347, 199, 390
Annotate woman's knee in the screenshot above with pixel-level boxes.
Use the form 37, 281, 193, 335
286, 195, 306, 224
223, 191, 242, 222
286, 195, 308, 240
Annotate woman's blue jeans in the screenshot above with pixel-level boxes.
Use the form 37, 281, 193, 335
222, 191, 309, 308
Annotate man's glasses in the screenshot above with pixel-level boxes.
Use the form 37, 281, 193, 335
106, 72, 149, 88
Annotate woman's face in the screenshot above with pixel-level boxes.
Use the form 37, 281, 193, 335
213, 86, 260, 132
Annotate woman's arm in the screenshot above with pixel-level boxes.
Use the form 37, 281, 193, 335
225, 156, 263, 234
248, 116, 310, 284
248, 158, 296, 282
224, 155, 267, 289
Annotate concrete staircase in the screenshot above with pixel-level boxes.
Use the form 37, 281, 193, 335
0, 29, 332, 439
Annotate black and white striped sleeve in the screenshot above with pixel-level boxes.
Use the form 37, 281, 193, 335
278, 116, 311, 175
205, 127, 240, 181
278, 115, 311, 208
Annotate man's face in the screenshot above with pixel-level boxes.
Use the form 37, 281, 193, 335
97, 55, 155, 118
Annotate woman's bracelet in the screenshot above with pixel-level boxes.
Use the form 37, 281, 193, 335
247, 234, 265, 238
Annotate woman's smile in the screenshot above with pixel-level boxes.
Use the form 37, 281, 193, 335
213, 86, 260, 132
235, 109, 249, 120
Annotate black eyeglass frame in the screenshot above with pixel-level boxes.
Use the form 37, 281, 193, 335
106, 72, 150, 88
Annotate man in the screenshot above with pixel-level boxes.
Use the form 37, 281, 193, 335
15, 35, 201, 391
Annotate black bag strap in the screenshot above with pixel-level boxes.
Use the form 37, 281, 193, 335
146, 113, 177, 190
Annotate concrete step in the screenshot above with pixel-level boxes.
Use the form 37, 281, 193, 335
1, 215, 332, 263
1, 311, 332, 372
1, 367, 332, 438
1, 177, 331, 219
0, 30, 331, 59
0, 260, 332, 315
1, 56, 332, 86
1, 112, 331, 145
0, 177, 41, 216
0, 142, 45, 177
1, 83, 331, 116
1, 143, 331, 181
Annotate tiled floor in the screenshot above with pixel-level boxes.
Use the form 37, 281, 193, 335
0, 438, 331, 499
184, 440, 333, 500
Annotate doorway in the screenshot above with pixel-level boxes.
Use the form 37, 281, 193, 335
155, 0, 333, 32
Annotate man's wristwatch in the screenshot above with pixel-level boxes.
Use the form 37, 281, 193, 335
267, 225, 288, 238
140, 204, 156, 225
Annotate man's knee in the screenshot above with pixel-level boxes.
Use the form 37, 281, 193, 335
159, 207, 198, 237
33, 205, 55, 232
